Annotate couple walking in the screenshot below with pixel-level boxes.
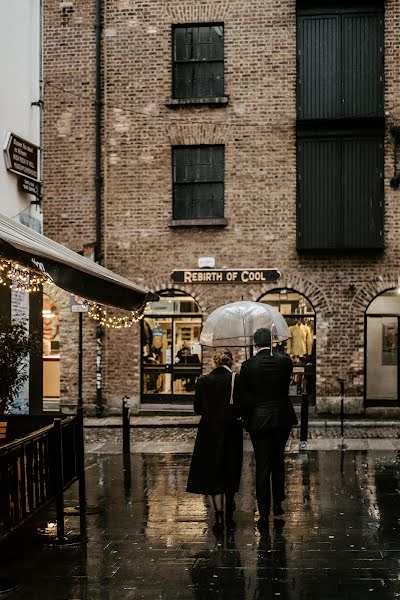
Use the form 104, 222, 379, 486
186, 328, 298, 533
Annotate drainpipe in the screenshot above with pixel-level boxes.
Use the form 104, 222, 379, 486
95, 0, 103, 417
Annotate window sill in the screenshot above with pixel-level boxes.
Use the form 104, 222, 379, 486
165, 97, 229, 108
169, 218, 228, 227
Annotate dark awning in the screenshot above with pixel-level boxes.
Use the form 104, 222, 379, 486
0, 213, 157, 311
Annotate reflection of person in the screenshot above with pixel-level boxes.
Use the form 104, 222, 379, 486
186, 349, 243, 534
190, 533, 245, 598
238, 328, 297, 531
256, 520, 289, 598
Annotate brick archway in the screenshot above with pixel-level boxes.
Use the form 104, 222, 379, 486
147, 277, 209, 314
246, 273, 332, 317
350, 274, 400, 317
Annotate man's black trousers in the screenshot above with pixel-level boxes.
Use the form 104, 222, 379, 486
249, 426, 292, 519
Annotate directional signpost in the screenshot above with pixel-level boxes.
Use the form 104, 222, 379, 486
4, 132, 41, 202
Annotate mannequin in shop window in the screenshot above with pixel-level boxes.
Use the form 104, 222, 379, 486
175, 342, 199, 392
287, 319, 313, 359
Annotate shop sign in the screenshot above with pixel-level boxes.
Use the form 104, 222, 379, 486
171, 269, 280, 284
4, 132, 40, 181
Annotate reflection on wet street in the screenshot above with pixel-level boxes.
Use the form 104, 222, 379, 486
2, 450, 400, 599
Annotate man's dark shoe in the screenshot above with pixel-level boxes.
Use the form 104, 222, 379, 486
273, 503, 285, 517
212, 511, 224, 534
225, 498, 236, 531
256, 517, 268, 532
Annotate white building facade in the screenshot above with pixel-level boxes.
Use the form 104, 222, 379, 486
0, 0, 42, 230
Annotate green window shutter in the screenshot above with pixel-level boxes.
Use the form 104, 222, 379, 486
342, 137, 384, 248
297, 137, 341, 249
297, 15, 340, 119
297, 133, 384, 250
342, 14, 384, 118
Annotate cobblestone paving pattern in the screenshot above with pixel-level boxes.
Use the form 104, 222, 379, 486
2, 450, 400, 599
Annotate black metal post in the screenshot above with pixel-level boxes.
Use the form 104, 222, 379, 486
122, 396, 130, 456
299, 393, 309, 450
76, 407, 86, 511
337, 378, 347, 445
53, 418, 65, 541
78, 312, 83, 408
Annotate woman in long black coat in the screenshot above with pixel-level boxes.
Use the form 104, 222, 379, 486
186, 348, 243, 533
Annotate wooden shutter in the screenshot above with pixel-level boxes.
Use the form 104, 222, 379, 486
342, 137, 384, 248
297, 15, 340, 119
297, 134, 384, 250
342, 14, 384, 118
297, 137, 342, 249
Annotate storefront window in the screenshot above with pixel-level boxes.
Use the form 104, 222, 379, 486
258, 289, 316, 403
42, 293, 60, 410
366, 289, 400, 406
141, 291, 202, 404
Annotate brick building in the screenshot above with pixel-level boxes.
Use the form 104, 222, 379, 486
43, 0, 400, 416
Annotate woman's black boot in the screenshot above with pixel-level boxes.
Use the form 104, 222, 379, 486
212, 511, 224, 534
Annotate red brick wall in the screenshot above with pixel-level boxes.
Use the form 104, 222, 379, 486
43, 0, 400, 414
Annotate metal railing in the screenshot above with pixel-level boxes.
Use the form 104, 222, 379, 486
0, 412, 83, 542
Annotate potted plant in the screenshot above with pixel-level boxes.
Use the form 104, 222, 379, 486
0, 317, 35, 414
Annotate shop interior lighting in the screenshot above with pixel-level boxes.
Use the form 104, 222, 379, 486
0, 258, 51, 292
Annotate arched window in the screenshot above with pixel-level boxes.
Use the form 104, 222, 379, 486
366, 288, 400, 407
258, 289, 316, 403
141, 290, 202, 406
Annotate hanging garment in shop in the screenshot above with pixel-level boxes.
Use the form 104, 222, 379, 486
287, 322, 313, 356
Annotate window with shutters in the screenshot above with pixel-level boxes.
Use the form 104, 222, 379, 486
296, 1, 385, 251
172, 25, 224, 100
172, 146, 224, 221
297, 129, 384, 250
297, 4, 384, 120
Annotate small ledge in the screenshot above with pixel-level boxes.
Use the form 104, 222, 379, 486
165, 96, 229, 108
169, 218, 228, 227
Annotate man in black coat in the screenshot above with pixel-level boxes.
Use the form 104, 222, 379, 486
238, 328, 297, 530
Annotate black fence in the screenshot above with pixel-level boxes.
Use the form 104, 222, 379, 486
0, 413, 83, 542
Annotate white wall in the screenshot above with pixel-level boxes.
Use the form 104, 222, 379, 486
0, 0, 42, 230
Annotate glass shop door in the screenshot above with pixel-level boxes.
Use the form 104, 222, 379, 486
141, 315, 203, 405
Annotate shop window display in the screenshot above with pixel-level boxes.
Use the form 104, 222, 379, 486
366, 289, 400, 407
141, 291, 202, 404
258, 290, 316, 403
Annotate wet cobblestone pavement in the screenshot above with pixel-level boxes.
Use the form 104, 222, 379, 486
2, 449, 400, 599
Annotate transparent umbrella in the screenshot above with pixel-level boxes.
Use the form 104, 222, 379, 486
200, 301, 291, 347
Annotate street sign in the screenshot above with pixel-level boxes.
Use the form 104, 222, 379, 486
170, 268, 281, 284
4, 132, 40, 181
18, 176, 41, 199
70, 294, 89, 313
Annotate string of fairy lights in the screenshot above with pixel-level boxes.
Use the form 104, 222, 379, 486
0, 258, 50, 293
0, 257, 148, 329
88, 302, 146, 329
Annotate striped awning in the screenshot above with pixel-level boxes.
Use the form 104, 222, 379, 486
0, 212, 157, 310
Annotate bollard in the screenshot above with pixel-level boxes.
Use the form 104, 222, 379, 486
299, 393, 309, 450
337, 377, 348, 440
122, 396, 130, 456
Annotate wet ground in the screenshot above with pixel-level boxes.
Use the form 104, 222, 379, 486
2, 448, 400, 599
